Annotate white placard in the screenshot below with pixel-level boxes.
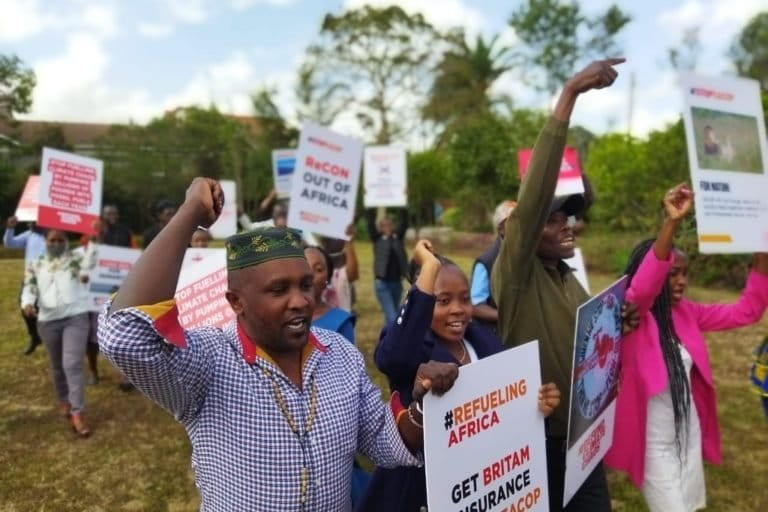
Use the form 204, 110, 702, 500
208, 180, 237, 239
15, 175, 40, 222
424, 341, 549, 512
681, 73, 768, 253
286, 123, 363, 240
37, 148, 103, 235
175, 248, 234, 329
363, 146, 407, 207
87, 244, 142, 312
565, 248, 590, 294
272, 149, 297, 199
563, 276, 626, 506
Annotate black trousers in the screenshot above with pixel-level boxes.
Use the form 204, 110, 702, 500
18, 282, 41, 344
546, 438, 611, 512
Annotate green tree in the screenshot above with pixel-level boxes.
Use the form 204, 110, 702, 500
423, 33, 514, 133
731, 12, 768, 88
0, 54, 36, 121
509, 1, 631, 97
406, 150, 450, 230
297, 5, 445, 143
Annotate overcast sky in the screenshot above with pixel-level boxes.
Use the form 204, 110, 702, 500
2, 0, 765, 142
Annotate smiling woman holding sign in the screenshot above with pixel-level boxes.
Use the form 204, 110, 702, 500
357, 239, 560, 512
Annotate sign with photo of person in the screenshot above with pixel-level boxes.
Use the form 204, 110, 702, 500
563, 276, 627, 506
681, 73, 768, 253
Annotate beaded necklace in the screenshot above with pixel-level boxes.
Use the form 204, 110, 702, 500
259, 365, 318, 509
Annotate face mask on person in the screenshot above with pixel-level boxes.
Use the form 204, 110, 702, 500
47, 244, 66, 258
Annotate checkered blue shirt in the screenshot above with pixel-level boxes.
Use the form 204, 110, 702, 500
98, 302, 419, 511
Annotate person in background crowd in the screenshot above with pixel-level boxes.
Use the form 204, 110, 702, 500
366, 208, 409, 324
21, 229, 95, 437
100, 205, 134, 247
470, 200, 516, 334
491, 58, 639, 511
98, 177, 460, 510
605, 183, 768, 512
304, 245, 356, 344
320, 224, 360, 314
4, 215, 46, 355
359, 239, 561, 511
190, 228, 211, 248
142, 199, 177, 249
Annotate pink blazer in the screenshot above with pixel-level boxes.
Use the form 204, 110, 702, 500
604, 250, 768, 488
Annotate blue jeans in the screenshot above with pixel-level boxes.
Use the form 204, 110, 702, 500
374, 279, 402, 324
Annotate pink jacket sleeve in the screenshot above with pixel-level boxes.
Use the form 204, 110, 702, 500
626, 249, 675, 316
687, 270, 768, 332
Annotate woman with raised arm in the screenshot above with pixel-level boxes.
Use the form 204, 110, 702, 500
605, 183, 768, 511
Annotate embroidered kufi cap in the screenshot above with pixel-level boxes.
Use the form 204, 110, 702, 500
225, 227, 305, 271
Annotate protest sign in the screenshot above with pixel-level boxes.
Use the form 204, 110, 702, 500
86, 244, 142, 312
563, 276, 627, 506
363, 146, 407, 207
518, 147, 585, 197
681, 73, 768, 253
208, 180, 237, 239
175, 249, 234, 329
564, 248, 590, 294
286, 123, 363, 240
15, 175, 40, 222
272, 149, 297, 199
37, 148, 103, 235
424, 341, 549, 512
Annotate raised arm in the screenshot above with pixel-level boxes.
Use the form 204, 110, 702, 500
374, 240, 440, 383
627, 183, 693, 315
3, 216, 29, 249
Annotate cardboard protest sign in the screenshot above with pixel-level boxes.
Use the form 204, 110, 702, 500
681, 73, 768, 253
518, 147, 585, 197
86, 244, 142, 312
563, 276, 627, 506
363, 146, 407, 207
287, 123, 363, 240
208, 180, 237, 239
424, 341, 549, 512
15, 175, 40, 222
37, 148, 103, 235
564, 248, 590, 294
272, 149, 297, 199
175, 249, 234, 329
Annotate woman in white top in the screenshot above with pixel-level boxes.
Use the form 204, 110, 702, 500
21, 229, 94, 437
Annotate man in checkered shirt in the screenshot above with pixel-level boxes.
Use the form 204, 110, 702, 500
98, 178, 458, 512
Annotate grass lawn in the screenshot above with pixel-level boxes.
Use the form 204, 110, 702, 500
0, 240, 766, 511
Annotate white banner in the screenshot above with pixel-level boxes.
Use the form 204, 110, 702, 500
681, 73, 768, 253
424, 341, 549, 512
37, 148, 104, 236
175, 248, 234, 329
208, 180, 237, 239
563, 276, 627, 506
87, 244, 142, 312
363, 146, 407, 207
272, 149, 297, 199
287, 123, 363, 240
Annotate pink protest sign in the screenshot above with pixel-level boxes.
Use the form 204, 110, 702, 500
37, 148, 103, 235
15, 175, 40, 222
518, 147, 584, 197
175, 249, 235, 329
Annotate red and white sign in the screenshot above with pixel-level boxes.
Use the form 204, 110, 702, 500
175, 249, 234, 329
287, 123, 363, 240
208, 180, 237, 239
87, 244, 142, 312
518, 147, 585, 197
363, 146, 407, 207
37, 148, 103, 235
424, 341, 549, 512
15, 175, 40, 222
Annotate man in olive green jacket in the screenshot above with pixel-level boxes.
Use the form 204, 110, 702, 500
492, 58, 627, 512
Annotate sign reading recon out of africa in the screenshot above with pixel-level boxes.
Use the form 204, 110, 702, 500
424, 341, 549, 512
287, 123, 363, 240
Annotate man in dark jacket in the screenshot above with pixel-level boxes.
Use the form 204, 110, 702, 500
100, 205, 133, 247
366, 208, 408, 323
